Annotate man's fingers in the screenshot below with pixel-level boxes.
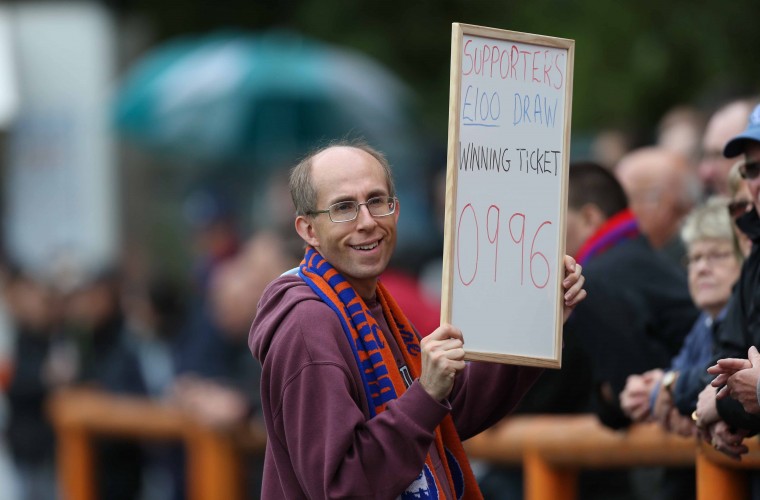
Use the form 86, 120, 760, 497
750, 346, 760, 366
715, 385, 731, 399
713, 437, 749, 460
711, 373, 729, 387
450, 359, 466, 371
625, 387, 649, 398
717, 446, 748, 461
563, 260, 582, 281
706, 363, 723, 375
436, 338, 464, 350
561, 257, 585, 300
562, 255, 577, 276
630, 404, 649, 421
717, 358, 752, 371
643, 369, 663, 382
426, 324, 464, 342
441, 346, 466, 361
565, 282, 586, 304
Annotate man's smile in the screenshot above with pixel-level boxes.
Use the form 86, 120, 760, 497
351, 239, 381, 251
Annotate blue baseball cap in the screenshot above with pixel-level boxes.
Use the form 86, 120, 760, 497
724, 104, 760, 158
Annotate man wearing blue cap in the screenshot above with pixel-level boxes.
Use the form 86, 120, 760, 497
692, 103, 760, 458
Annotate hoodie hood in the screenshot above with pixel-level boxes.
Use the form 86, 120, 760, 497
248, 274, 314, 364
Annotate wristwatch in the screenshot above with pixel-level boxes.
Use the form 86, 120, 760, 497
662, 371, 678, 396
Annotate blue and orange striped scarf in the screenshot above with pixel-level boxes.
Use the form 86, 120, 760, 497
298, 246, 482, 499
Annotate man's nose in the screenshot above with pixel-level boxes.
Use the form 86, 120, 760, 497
355, 204, 377, 227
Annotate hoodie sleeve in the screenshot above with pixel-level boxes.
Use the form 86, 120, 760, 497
447, 361, 543, 440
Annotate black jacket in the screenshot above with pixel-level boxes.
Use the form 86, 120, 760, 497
707, 208, 760, 431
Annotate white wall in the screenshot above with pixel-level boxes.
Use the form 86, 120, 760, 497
3, 1, 118, 282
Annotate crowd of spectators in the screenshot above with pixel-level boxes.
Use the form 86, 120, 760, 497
477, 95, 760, 500
0, 181, 304, 499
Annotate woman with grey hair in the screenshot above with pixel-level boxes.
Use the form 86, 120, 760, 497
620, 196, 743, 434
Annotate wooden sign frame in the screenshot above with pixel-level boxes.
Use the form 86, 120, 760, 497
441, 23, 574, 368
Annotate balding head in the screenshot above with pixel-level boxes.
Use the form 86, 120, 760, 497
699, 99, 754, 196
616, 147, 697, 248
289, 140, 396, 217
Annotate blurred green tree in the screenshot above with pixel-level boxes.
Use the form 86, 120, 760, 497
120, 0, 760, 142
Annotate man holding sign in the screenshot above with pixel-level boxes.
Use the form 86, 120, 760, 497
249, 140, 586, 498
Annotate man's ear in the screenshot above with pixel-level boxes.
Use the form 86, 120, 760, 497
295, 215, 320, 247
580, 203, 606, 232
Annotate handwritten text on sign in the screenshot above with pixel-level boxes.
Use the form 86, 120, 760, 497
447, 29, 571, 363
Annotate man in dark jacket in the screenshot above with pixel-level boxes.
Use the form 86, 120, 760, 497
695, 104, 760, 457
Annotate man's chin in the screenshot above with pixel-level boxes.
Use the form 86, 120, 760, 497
347, 262, 390, 281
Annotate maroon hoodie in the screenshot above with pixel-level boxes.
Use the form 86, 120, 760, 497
249, 274, 542, 499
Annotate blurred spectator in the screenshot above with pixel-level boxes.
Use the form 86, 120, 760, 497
62, 269, 147, 500
0, 243, 16, 497
0, 261, 13, 389
4, 270, 61, 500
122, 273, 185, 400
590, 128, 633, 171
172, 186, 247, 390
183, 188, 241, 293
171, 229, 299, 499
698, 98, 755, 197
121, 273, 186, 500
5, 265, 144, 500
616, 147, 700, 265
175, 229, 299, 413
657, 105, 706, 169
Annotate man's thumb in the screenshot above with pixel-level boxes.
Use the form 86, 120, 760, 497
749, 345, 760, 365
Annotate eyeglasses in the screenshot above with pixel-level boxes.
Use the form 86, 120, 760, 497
739, 161, 760, 180
728, 199, 753, 219
308, 196, 397, 223
684, 250, 735, 268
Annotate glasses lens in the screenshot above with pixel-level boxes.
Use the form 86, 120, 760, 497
367, 197, 396, 217
329, 201, 358, 222
686, 252, 730, 267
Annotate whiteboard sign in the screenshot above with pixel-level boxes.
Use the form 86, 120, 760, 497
441, 23, 574, 368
